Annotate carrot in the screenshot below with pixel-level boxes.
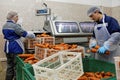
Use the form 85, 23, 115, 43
53, 46, 63, 50
24, 56, 35, 61
33, 60, 39, 63
70, 44, 77, 49
105, 51, 110, 55
40, 33, 50, 37
95, 45, 100, 49
18, 54, 33, 58
91, 48, 97, 53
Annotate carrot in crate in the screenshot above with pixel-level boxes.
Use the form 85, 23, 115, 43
24, 56, 39, 64
44, 43, 50, 48
70, 44, 77, 49
77, 76, 87, 80
35, 43, 46, 48
24, 60, 34, 64
53, 45, 63, 50
78, 71, 114, 80
40, 33, 50, 37
18, 54, 33, 58
24, 56, 35, 61
94, 72, 102, 79
89, 77, 100, 80
33, 59, 39, 63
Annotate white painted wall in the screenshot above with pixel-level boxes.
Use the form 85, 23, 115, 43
48, 0, 102, 6
112, 0, 120, 7
47, 0, 119, 7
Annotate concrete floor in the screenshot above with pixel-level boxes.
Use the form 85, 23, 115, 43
0, 61, 6, 80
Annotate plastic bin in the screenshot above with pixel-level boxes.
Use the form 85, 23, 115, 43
35, 46, 59, 60
67, 46, 85, 52
24, 39, 36, 49
32, 51, 84, 80
16, 56, 27, 80
83, 58, 116, 80
66, 46, 85, 57
16, 56, 35, 80
114, 57, 120, 80
36, 37, 55, 45
22, 65, 35, 80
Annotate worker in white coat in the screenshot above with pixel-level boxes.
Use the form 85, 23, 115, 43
2, 11, 35, 80
87, 6, 120, 63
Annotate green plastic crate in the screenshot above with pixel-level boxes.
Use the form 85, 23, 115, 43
22, 65, 35, 80
16, 56, 35, 80
82, 58, 116, 80
16, 56, 26, 80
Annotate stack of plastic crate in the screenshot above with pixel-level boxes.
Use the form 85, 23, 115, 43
114, 56, 120, 80
32, 51, 84, 80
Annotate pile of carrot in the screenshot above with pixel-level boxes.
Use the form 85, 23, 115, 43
78, 71, 114, 80
36, 33, 51, 37
35, 43, 78, 50
18, 54, 39, 64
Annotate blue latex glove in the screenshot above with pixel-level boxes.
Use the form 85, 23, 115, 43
97, 46, 107, 54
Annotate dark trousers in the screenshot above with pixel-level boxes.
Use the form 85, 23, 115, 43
5, 53, 17, 80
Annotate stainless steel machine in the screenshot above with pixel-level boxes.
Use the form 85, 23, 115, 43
43, 20, 96, 37
35, 2, 96, 37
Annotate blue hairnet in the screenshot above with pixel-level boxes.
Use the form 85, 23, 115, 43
87, 6, 102, 16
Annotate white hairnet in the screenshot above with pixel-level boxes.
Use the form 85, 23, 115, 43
87, 6, 102, 16
7, 11, 18, 20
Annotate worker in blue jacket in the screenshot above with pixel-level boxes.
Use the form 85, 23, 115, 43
87, 6, 120, 63
2, 11, 35, 80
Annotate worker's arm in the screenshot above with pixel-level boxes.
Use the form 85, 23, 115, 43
104, 32, 120, 51
14, 24, 35, 39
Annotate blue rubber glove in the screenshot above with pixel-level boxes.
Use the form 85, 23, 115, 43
97, 46, 107, 54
